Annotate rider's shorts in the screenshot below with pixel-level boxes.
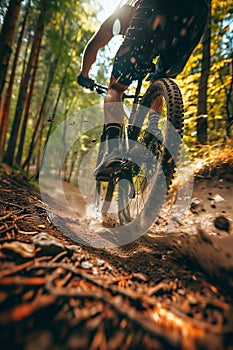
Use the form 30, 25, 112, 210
112, 0, 209, 86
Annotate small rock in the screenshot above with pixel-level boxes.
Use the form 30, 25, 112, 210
190, 198, 202, 214
188, 297, 199, 307
81, 261, 93, 270
214, 216, 230, 232
31, 232, 65, 255
211, 194, 225, 208
92, 267, 98, 275
167, 250, 174, 255
96, 259, 105, 267
177, 289, 186, 296
191, 197, 201, 210
68, 245, 82, 254
212, 194, 225, 202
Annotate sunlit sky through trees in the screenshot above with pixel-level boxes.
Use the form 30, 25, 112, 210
90, 0, 123, 80
97, 0, 121, 21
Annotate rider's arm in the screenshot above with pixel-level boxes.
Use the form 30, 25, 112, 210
80, 5, 134, 78
80, 20, 113, 78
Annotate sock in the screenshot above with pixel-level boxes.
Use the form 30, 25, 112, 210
105, 123, 122, 152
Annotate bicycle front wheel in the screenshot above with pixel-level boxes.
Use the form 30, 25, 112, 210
118, 78, 184, 227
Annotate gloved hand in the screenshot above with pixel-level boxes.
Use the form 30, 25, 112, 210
77, 73, 95, 90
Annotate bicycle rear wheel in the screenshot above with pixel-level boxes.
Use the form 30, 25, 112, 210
118, 78, 184, 226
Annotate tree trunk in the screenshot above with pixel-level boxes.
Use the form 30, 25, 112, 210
35, 118, 45, 174
226, 56, 233, 138
196, 0, 211, 144
3, 5, 45, 166
39, 55, 71, 164
22, 56, 59, 170
15, 23, 42, 166
0, 1, 30, 157
0, 0, 22, 100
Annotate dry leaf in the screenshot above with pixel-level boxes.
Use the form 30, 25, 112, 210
1, 241, 36, 258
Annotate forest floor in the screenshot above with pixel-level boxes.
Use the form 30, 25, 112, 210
0, 150, 233, 350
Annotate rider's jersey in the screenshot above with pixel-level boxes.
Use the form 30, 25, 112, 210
119, 0, 209, 8
119, 0, 139, 6
112, 1, 137, 35
113, 0, 209, 36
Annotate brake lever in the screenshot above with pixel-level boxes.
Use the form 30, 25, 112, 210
94, 84, 108, 95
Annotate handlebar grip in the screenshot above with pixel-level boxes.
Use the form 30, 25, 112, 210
77, 73, 95, 90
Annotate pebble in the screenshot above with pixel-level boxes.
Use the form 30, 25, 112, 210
92, 267, 99, 275
177, 289, 186, 296
97, 259, 105, 267
69, 245, 82, 254
189, 297, 199, 306
81, 261, 93, 270
212, 194, 225, 203
214, 215, 230, 232
31, 232, 65, 255
190, 198, 201, 210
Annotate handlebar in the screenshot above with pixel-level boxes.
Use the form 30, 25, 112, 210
93, 83, 108, 94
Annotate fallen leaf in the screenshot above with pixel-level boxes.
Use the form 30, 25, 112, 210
37, 225, 46, 229
1, 241, 36, 258
17, 230, 38, 235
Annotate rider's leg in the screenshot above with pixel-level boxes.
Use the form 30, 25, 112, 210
95, 1, 165, 177
104, 76, 128, 152
104, 76, 128, 124
94, 77, 128, 178
150, 95, 163, 114
103, 79, 128, 152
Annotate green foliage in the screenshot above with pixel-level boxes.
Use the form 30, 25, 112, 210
2, 0, 233, 174
176, 0, 233, 150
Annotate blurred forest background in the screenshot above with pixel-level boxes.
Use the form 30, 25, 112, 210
0, 0, 232, 184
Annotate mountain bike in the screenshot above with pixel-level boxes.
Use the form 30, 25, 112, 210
84, 77, 184, 230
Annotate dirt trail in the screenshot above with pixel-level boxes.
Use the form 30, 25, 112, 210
42, 166, 233, 285
0, 162, 233, 350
